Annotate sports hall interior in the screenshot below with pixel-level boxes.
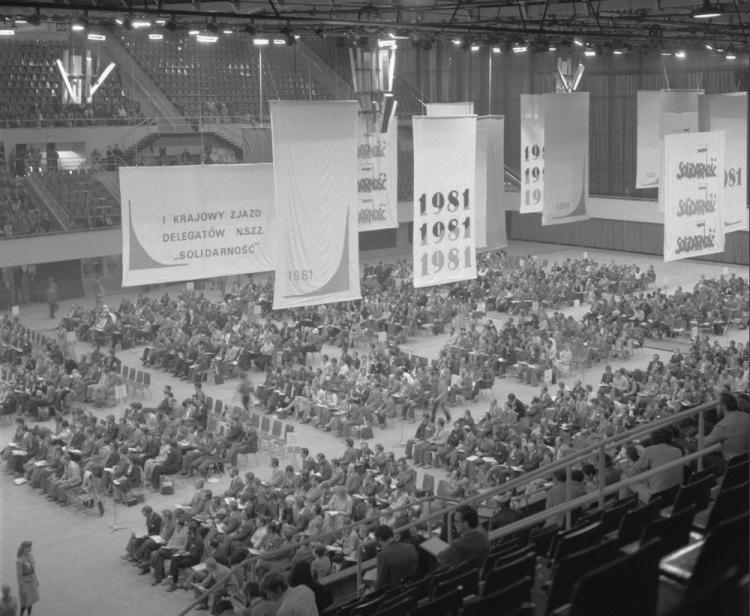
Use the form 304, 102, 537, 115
0, 2, 748, 616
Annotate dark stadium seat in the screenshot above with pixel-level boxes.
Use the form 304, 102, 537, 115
616, 499, 662, 545
482, 551, 536, 597
637, 505, 695, 556
463, 576, 534, 616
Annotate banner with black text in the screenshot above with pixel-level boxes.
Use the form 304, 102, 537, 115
356, 115, 398, 231
542, 92, 590, 226
412, 115, 477, 288
663, 131, 725, 261
699, 92, 748, 233
520, 94, 545, 214
270, 101, 361, 309
120, 164, 274, 287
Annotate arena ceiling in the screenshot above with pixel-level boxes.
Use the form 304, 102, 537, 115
0, 0, 748, 49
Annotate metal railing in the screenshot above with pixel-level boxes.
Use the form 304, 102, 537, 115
175, 398, 720, 614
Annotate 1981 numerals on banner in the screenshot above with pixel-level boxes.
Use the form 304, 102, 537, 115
416, 189, 473, 278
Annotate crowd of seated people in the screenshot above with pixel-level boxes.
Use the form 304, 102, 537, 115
0, 166, 57, 238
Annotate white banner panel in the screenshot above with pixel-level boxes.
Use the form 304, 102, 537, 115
425, 102, 475, 117
412, 115, 477, 288
637, 90, 701, 189
636, 90, 662, 189
700, 93, 748, 233
663, 131, 725, 262
520, 95, 545, 213
120, 164, 274, 287
270, 101, 361, 309
356, 115, 398, 231
476, 116, 507, 249
542, 92, 590, 226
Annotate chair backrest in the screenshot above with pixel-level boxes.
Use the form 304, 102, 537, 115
422, 473, 435, 494
551, 522, 604, 564
721, 461, 749, 491
350, 595, 385, 616
483, 551, 536, 597
271, 420, 282, 438
436, 479, 451, 498
706, 481, 749, 532
143, 371, 150, 387
463, 576, 533, 616
688, 511, 749, 597
205, 396, 213, 410
640, 505, 695, 556
677, 566, 744, 616
370, 596, 416, 616
687, 467, 717, 488
431, 559, 475, 592
600, 495, 639, 534
128, 367, 136, 382
410, 587, 463, 616
529, 523, 560, 557
251, 413, 260, 429
617, 499, 662, 545
261, 415, 270, 433
545, 538, 621, 616
432, 567, 479, 599
215, 399, 223, 414
567, 538, 663, 616
673, 475, 713, 514
136, 370, 144, 385
648, 482, 680, 507
121, 364, 129, 379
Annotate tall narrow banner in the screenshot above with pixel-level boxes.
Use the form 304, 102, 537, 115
412, 115, 477, 288
120, 164, 274, 287
663, 131, 725, 262
356, 115, 398, 231
700, 93, 748, 233
270, 101, 361, 309
520, 95, 545, 213
476, 116, 508, 249
636, 90, 701, 189
542, 92, 590, 226
425, 102, 475, 117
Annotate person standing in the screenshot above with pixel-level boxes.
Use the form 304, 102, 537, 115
44, 278, 58, 319
16, 541, 38, 616
0, 585, 18, 616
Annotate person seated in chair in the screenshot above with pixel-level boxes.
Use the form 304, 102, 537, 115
150, 441, 183, 490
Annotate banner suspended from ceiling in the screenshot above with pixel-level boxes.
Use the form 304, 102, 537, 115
476, 116, 508, 249
356, 114, 399, 231
120, 164, 274, 287
636, 89, 701, 189
270, 100, 361, 310
699, 92, 748, 233
542, 92, 590, 226
663, 131, 725, 262
425, 102, 475, 117
412, 115, 477, 288
520, 94, 545, 214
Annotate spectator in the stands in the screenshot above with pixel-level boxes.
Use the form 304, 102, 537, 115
705, 392, 750, 468
373, 524, 419, 591
622, 428, 683, 503
437, 504, 489, 569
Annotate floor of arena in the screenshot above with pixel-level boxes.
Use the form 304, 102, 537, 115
1, 240, 747, 616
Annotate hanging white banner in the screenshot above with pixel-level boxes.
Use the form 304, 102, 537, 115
120, 164, 274, 287
663, 131, 725, 262
542, 92, 590, 226
520, 94, 545, 213
412, 115, 477, 288
476, 116, 508, 249
425, 102, 475, 117
270, 101, 361, 309
700, 92, 748, 233
637, 90, 701, 189
356, 115, 398, 231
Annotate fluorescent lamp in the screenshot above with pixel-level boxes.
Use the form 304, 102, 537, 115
661, 51, 672, 56
512, 45, 527, 53
705, 43, 713, 50
675, 50, 686, 58
188, 30, 199, 35
149, 33, 163, 40
470, 45, 480, 52
491, 47, 501, 54
55, 59, 76, 100
0, 29, 14, 36
15, 19, 26, 24
452, 39, 461, 46
72, 24, 84, 31
155, 19, 166, 26
273, 39, 285, 45
613, 49, 624, 55
378, 39, 397, 49
89, 62, 116, 98
693, 1, 722, 18
584, 49, 596, 56
725, 52, 736, 60
131, 20, 151, 29
253, 38, 269, 46
223, 30, 233, 35
573, 38, 584, 47
196, 34, 218, 43
87, 33, 106, 41
549, 46, 557, 51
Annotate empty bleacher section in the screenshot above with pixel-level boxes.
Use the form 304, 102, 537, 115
0, 168, 61, 237
34, 170, 120, 230
120, 32, 334, 122
0, 38, 140, 128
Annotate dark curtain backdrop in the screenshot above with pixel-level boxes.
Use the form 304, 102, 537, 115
35, 259, 84, 300
360, 229, 398, 251
506, 212, 749, 266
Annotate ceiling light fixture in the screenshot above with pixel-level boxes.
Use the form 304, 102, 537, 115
693, 1, 722, 18
491, 46, 501, 54
0, 29, 15, 36
131, 20, 151, 29
196, 33, 218, 43
675, 50, 686, 58
512, 44, 528, 53
573, 38, 584, 47
149, 33, 163, 40
87, 33, 106, 41
253, 37, 269, 46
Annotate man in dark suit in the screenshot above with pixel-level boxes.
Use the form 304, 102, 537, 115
150, 442, 183, 490
374, 525, 419, 590
437, 505, 490, 570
